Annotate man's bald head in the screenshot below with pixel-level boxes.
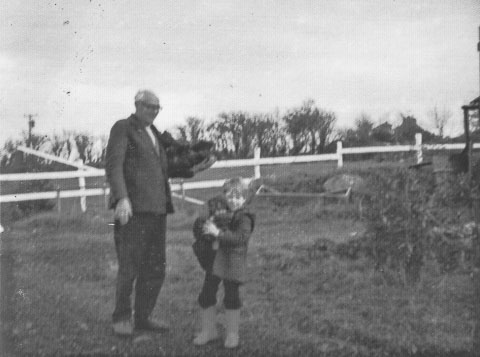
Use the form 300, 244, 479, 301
134, 90, 159, 105
134, 90, 161, 126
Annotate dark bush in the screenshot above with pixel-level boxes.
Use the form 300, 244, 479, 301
1, 151, 57, 222
361, 167, 436, 284
18, 181, 55, 212
7, 180, 56, 221
361, 166, 475, 284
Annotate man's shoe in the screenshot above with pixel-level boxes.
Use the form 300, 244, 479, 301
113, 320, 133, 336
135, 318, 170, 332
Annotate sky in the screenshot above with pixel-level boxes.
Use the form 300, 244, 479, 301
1, 0, 479, 145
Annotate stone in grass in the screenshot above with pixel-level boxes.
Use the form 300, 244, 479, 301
133, 334, 152, 344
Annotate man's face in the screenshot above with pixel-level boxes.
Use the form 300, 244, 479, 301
135, 95, 161, 126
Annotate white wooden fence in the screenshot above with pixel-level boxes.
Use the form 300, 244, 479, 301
0, 133, 476, 210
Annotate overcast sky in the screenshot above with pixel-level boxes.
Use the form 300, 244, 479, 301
1, 0, 479, 144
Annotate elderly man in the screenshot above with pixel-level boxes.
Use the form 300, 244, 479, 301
105, 90, 175, 336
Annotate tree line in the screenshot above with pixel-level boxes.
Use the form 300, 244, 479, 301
175, 100, 460, 160
1, 98, 473, 171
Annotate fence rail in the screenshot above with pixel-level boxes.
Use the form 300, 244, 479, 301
0, 170, 105, 181
1, 134, 476, 208
0, 179, 228, 203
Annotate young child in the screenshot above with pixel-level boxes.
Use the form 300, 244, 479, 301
192, 177, 255, 349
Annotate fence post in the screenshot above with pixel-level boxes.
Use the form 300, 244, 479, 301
337, 141, 343, 168
103, 182, 109, 209
56, 185, 62, 213
78, 174, 87, 212
415, 133, 423, 164
181, 179, 185, 209
254, 147, 261, 179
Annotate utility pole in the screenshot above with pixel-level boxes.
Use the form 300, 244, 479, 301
24, 114, 37, 148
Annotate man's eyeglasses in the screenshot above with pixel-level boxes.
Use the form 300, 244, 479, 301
141, 103, 162, 111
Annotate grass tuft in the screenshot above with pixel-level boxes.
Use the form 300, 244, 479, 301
11, 211, 112, 234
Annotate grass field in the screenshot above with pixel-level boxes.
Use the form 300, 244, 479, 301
0, 193, 475, 356
1, 157, 476, 356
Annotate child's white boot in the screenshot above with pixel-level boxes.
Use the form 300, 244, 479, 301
193, 306, 218, 345
224, 309, 240, 348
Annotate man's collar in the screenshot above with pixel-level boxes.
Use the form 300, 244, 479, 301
131, 114, 155, 130
130, 114, 142, 128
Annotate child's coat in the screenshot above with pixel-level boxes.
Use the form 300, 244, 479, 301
212, 209, 254, 283
192, 196, 255, 283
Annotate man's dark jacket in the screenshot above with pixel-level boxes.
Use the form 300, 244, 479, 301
105, 115, 174, 214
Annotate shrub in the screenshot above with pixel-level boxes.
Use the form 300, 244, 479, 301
7, 180, 55, 221
258, 165, 476, 284
1, 150, 57, 222
361, 166, 476, 284
361, 167, 437, 284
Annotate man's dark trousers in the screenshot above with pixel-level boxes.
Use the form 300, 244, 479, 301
112, 213, 167, 323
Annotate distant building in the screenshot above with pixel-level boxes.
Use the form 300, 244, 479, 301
394, 116, 436, 144
372, 122, 394, 143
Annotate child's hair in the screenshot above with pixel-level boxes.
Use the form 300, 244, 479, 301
223, 177, 256, 205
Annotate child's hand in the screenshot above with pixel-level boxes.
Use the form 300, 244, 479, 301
203, 220, 221, 237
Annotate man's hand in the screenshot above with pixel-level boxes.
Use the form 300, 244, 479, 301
114, 198, 132, 225
191, 154, 217, 174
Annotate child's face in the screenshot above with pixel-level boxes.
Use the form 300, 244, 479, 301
225, 187, 246, 211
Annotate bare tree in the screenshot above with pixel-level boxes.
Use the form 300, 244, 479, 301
206, 120, 231, 155
428, 105, 451, 138
283, 99, 336, 154
251, 113, 285, 157
176, 116, 205, 144
211, 112, 256, 158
